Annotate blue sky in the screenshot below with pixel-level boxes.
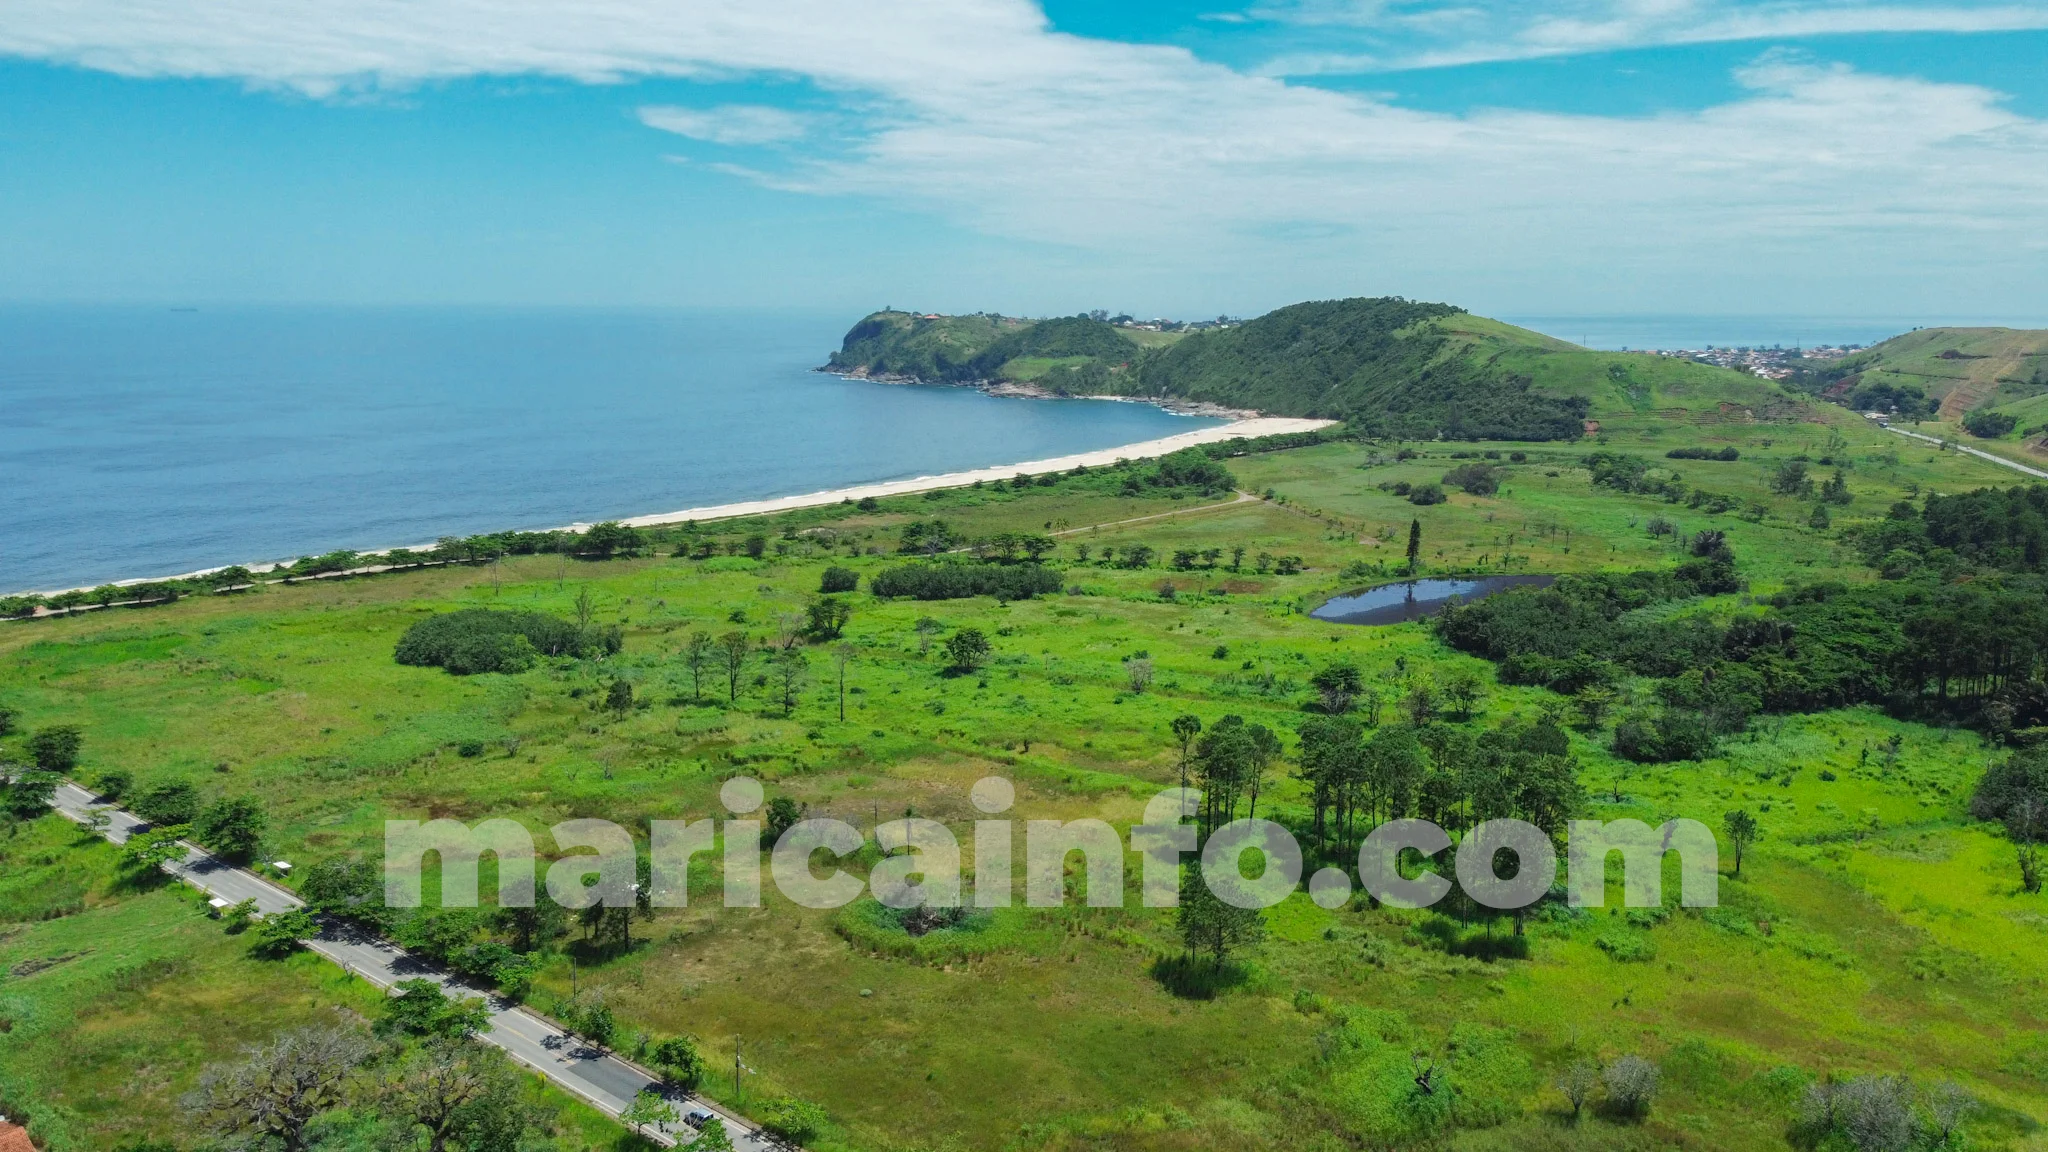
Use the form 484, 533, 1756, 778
1, 0, 2045, 320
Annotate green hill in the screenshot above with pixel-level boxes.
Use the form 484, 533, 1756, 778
1816, 327, 2048, 418
826, 298, 1802, 441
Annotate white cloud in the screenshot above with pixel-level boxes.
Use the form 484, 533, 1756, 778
0, 0, 2043, 310
1254, 0, 2048, 72
638, 104, 807, 145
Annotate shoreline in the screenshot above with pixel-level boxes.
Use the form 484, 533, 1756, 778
11, 415, 1335, 598
822, 366, 1262, 420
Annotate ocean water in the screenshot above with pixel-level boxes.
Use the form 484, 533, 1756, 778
0, 307, 1221, 592
1501, 314, 2048, 352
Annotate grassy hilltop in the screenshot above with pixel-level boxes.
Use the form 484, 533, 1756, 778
7, 374, 2048, 1151
827, 298, 1809, 441
1790, 326, 2048, 467
1806, 327, 2048, 419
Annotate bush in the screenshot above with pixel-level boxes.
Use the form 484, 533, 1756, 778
27, 725, 82, 772
195, 796, 266, 862
1964, 409, 2018, 438
1407, 483, 1447, 506
1665, 446, 1739, 461
1603, 1054, 1660, 1117
394, 609, 614, 674
820, 566, 859, 593
1613, 710, 1716, 763
651, 1036, 706, 1090
869, 563, 1062, 601
1595, 929, 1657, 963
133, 780, 202, 826
249, 907, 317, 959
1441, 463, 1500, 496
758, 1098, 828, 1145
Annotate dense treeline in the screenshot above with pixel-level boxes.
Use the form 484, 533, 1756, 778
394, 608, 621, 674
0, 523, 645, 620
869, 562, 1063, 601
1441, 514, 2048, 753
1297, 716, 1582, 854
1859, 484, 2048, 575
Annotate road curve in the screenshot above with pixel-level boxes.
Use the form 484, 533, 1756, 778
1884, 424, 2048, 481
46, 781, 776, 1151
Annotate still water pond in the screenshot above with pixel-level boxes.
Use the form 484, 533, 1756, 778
1310, 575, 1557, 626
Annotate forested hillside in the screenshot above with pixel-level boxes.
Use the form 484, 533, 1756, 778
825, 297, 1796, 441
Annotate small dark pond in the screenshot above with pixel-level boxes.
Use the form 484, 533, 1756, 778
1310, 574, 1557, 626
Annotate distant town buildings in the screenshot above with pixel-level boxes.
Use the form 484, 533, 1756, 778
1646, 343, 1862, 380
1095, 310, 1240, 332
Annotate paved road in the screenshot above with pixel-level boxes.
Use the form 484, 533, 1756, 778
48, 781, 775, 1151
1884, 424, 2048, 480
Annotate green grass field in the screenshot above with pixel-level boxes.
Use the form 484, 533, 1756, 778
2, 410, 2045, 1151
0, 819, 636, 1151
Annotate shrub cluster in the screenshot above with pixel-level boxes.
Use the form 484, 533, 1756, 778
393, 609, 617, 675
1664, 446, 1739, 461
868, 562, 1062, 601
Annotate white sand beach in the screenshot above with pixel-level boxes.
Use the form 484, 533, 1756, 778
606, 415, 1335, 530
21, 416, 1334, 597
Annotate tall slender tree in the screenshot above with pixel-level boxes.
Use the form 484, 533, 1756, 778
682, 631, 715, 702
717, 631, 751, 703
1170, 714, 1203, 791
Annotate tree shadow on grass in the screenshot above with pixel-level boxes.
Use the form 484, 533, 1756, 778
1150, 954, 1252, 1000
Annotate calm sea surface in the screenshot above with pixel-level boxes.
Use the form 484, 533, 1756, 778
0, 307, 1221, 592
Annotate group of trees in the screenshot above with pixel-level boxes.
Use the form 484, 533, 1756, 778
1175, 713, 1283, 832
1972, 747, 2048, 892
183, 1024, 547, 1152
1794, 1074, 1976, 1152
869, 562, 1062, 602
394, 606, 622, 676
1963, 409, 2019, 438
1, 719, 80, 822
1297, 715, 1582, 862
1862, 484, 2048, 577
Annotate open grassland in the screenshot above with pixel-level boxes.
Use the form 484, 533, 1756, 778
3, 412, 2046, 1151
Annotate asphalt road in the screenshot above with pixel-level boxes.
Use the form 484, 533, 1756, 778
47, 781, 776, 1151
1884, 424, 2048, 480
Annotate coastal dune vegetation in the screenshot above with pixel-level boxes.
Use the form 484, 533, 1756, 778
7, 309, 2048, 1151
